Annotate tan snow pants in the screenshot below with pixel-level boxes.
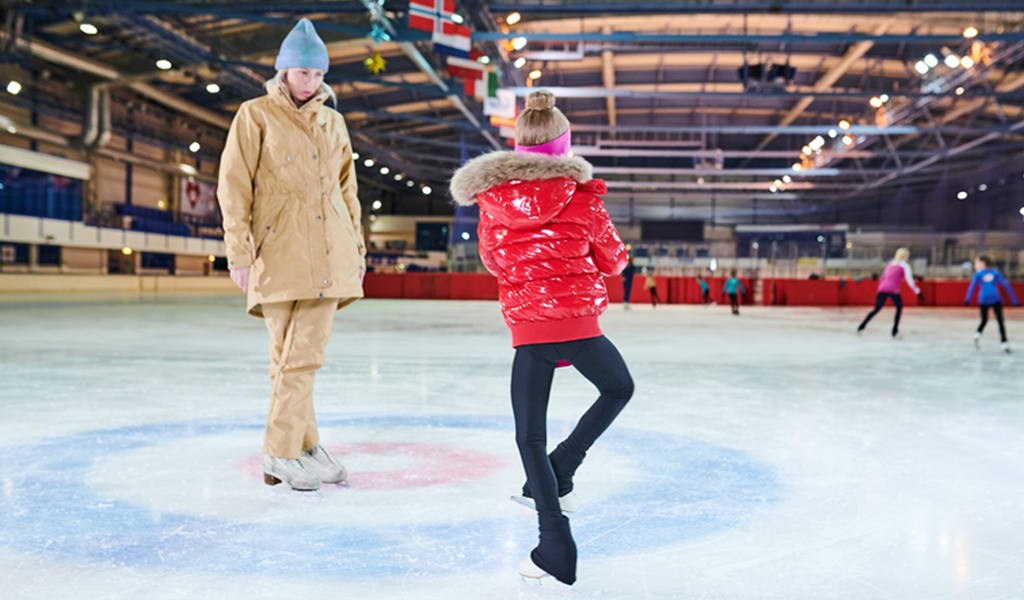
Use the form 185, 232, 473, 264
261, 298, 338, 458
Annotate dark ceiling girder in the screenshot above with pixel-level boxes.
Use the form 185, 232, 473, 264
474, 31, 1024, 45
486, 1, 1024, 14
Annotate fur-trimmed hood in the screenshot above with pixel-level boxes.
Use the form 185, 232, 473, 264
449, 151, 594, 207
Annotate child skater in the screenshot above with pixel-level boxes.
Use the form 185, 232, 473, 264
965, 255, 1020, 353
698, 274, 710, 307
857, 247, 920, 338
722, 269, 746, 315
645, 269, 661, 307
450, 89, 633, 587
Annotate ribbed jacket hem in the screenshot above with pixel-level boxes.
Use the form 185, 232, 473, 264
510, 316, 602, 347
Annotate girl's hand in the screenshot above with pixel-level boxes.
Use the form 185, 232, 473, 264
230, 267, 250, 292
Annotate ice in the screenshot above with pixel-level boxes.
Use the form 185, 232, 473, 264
1, 292, 1022, 599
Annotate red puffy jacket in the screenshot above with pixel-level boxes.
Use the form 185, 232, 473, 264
450, 151, 627, 347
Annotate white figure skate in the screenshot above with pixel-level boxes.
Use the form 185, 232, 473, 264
263, 455, 321, 491
300, 445, 349, 486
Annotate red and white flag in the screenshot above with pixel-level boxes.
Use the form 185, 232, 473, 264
408, 0, 470, 58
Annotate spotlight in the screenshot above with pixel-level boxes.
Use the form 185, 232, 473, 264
810, 136, 825, 149
802, 145, 812, 155
514, 57, 527, 69
1019, 207, 1024, 215
451, 14, 464, 24
506, 12, 522, 25
842, 135, 853, 145
828, 129, 837, 138
121, 247, 133, 256
461, 231, 471, 240
769, 185, 778, 193
879, 94, 889, 103
924, 54, 939, 68
979, 183, 988, 191
782, 175, 792, 183
364, 158, 375, 167
156, 59, 173, 70
189, 141, 201, 153
960, 56, 975, 68
838, 120, 850, 130
206, 83, 220, 93
208, 255, 215, 262
6, 81, 21, 95
477, 55, 490, 64
79, 23, 98, 35
774, 179, 783, 187
792, 163, 803, 172
422, 185, 432, 195
372, 200, 382, 210
956, 87, 965, 95
964, 26, 978, 38
944, 54, 960, 68
380, 166, 390, 175
529, 70, 542, 80
407, 180, 415, 187
512, 37, 528, 51
914, 61, 929, 75
957, 190, 968, 200
394, 173, 404, 181
353, 152, 360, 160
870, 97, 883, 108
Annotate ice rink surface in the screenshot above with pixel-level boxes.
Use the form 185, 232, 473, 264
1, 293, 1022, 599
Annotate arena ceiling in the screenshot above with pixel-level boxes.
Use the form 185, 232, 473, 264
4, 1, 1024, 224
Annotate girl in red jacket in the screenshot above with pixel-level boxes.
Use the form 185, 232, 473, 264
450, 90, 633, 586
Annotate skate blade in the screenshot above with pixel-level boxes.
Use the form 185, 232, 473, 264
323, 479, 351, 489
264, 485, 322, 501
510, 495, 576, 516
518, 576, 578, 596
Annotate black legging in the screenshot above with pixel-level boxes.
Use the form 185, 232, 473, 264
979, 302, 1007, 342
729, 292, 740, 314
858, 292, 903, 336
512, 335, 633, 585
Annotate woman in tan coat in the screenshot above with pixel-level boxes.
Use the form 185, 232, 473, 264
218, 18, 366, 492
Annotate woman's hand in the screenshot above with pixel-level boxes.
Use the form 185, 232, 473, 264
230, 267, 250, 292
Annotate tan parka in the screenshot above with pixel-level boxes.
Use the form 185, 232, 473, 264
218, 83, 366, 317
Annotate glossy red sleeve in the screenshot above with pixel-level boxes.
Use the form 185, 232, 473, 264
589, 198, 628, 276
477, 208, 500, 276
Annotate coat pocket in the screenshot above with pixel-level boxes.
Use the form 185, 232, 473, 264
253, 201, 286, 255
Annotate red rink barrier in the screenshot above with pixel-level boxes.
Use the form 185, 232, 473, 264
364, 273, 1021, 307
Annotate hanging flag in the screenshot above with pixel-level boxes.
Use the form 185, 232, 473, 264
408, 0, 456, 32
446, 56, 485, 80
433, 20, 471, 58
484, 88, 516, 117
466, 70, 499, 100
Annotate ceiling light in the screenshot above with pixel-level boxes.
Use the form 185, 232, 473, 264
957, 190, 968, 200
206, 83, 220, 93
6, 81, 21, 95
156, 59, 173, 70
461, 231, 471, 240
978, 183, 988, 191
924, 54, 939, 68
79, 23, 98, 35
353, 152, 360, 160
364, 158, 375, 167
6, 126, 16, 134
189, 141, 201, 153
512, 37, 528, 51
879, 94, 889, 103
422, 185, 432, 195
842, 135, 853, 145
828, 129, 837, 138
810, 136, 825, 149
838, 120, 850, 130
802, 145, 812, 154
964, 27, 978, 38
506, 12, 522, 25
914, 61, 929, 75
451, 14, 464, 24
792, 163, 802, 172
407, 180, 415, 187
869, 96, 883, 108
960, 56, 975, 68
529, 70, 542, 80
394, 173, 404, 181
514, 57, 527, 69
774, 179, 783, 187
1019, 207, 1024, 215
372, 200, 382, 210
477, 55, 490, 64
944, 54, 961, 68
380, 166, 390, 175
769, 185, 778, 193
121, 247, 133, 256
782, 175, 792, 183
956, 87, 965, 95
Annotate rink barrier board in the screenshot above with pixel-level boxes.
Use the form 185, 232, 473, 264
363, 273, 1022, 307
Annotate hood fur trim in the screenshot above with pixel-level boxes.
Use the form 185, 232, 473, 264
450, 151, 593, 206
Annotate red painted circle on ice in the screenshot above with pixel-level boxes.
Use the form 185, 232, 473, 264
240, 442, 504, 489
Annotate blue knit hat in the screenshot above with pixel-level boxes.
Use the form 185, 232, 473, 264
275, 18, 330, 72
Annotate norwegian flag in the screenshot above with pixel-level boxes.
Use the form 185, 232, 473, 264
408, 0, 470, 59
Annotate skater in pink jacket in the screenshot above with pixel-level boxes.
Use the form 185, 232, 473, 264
857, 247, 921, 338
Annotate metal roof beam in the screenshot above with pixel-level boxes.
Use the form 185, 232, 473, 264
486, 2, 1024, 14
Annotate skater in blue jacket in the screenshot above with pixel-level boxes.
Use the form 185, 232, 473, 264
965, 255, 1020, 353
722, 270, 747, 315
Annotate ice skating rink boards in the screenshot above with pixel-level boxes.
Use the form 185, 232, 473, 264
1, 294, 1022, 599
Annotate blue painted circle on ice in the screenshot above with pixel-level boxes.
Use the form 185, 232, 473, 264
0, 414, 779, 575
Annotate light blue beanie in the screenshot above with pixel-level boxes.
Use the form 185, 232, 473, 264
275, 18, 330, 72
